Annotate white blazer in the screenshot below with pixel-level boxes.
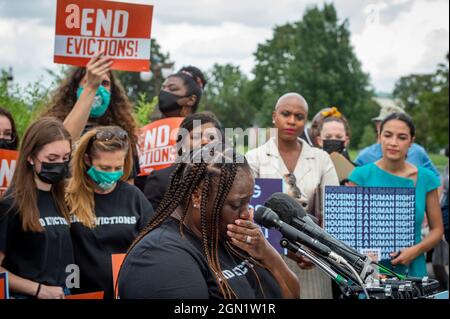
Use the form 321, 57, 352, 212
246, 137, 339, 211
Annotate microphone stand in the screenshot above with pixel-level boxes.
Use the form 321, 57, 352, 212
281, 238, 372, 299
280, 238, 349, 288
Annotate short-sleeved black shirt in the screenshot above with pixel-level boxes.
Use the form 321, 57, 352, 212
0, 191, 74, 290
70, 181, 154, 299
118, 217, 282, 299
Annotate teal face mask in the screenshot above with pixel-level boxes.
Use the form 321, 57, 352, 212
87, 166, 123, 191
76, 85, 111, 118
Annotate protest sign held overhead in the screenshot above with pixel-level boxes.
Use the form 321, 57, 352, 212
54, 0, 153, 72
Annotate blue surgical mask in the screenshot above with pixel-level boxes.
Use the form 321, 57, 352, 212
87, 166, 123, 191
76, 85, 111, 118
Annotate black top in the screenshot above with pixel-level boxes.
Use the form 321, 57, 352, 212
118, 217, 283, 299
0, 190, 74, 290
70, 181, 154, 299
143, 165, 177, 210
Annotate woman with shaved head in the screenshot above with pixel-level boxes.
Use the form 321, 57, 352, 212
246, 92, 339, 299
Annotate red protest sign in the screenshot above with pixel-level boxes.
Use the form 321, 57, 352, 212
0, 150, 18, 198
65, 291, 104, 299
0, 272, 9, 299
138, 118, 184, 176
111, 253, 125, 298
54, 0, 153, 72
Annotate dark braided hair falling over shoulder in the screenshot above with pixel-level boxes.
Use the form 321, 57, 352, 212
120, 145, 266, 299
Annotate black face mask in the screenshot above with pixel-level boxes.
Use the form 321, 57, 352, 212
0, 138, 16, 150
35, 161, 70, 185
158, 90, 187, 114
323, 139, 346, 154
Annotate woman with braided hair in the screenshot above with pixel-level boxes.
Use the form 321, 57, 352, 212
117, 144, 299, 299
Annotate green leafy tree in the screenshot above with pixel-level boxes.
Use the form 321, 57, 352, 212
200, 64, 256, 129
249, 3, 374, 147
358, 124, 377, 149
116, 39, 171, 104
394, 54, 449, 150
1, 70, 50, 138
393, 74, 434, 113
134, 93, 157, 127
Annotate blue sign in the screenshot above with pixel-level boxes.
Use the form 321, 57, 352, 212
324, 186, 415, 261
250, 178, 285, 253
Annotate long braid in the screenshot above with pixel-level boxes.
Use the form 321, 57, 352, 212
207, 159, 269, 300
150, 163, 194, 224
208, 163, 239, 298
210, 168, 233, 298
176, 162, 208, 236
143, 163, 203, 233
124, 163, 203, 271
199, 175, 226, 296
116, 162, 209, 298
129, 162, 208, 253
225, 242, 268, 299
221, 164, 268, 299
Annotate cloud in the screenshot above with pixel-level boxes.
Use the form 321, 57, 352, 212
0, 17, 55, 87
351, 0, 449, 92
0, 0, 54, 24
418, 28, 450, 71
154, 21, 272, 74
0, 0, 448, 93
0, 0, 313, 28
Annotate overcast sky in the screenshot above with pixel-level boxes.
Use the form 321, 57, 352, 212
0, 0, 448, 93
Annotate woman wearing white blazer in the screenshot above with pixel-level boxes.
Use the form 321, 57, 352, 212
246, 93, 339, 299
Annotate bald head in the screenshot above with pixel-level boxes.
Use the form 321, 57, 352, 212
275, 93, 309, 112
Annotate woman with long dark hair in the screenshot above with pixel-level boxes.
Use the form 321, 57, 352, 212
349, 112, 443, 277
0, 118, 73, 298
0, 107, 19, 150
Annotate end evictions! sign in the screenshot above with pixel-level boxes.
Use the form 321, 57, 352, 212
138, 118, 184, 176
54, 0, 153, 72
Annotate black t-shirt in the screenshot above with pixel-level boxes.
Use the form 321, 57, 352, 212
0, 191, 74, 289
143, 165, 177, 210
70, 181, 154, 299
118, 217, 283, 299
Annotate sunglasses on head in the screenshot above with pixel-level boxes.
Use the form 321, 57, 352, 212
92, 128, 128, 142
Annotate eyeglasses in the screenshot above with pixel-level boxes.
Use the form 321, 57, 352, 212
284, 173, 305, 199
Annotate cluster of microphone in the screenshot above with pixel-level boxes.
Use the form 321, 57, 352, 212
254, 193, 440, 299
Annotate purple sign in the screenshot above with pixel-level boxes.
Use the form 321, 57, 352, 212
250, 178, 285, 254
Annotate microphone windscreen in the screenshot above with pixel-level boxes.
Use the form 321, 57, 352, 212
254, 206, 266, 225
254, 206, 279, 228
265, 192, 307, 223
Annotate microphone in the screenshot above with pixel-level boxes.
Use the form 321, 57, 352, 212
265, 193, 368, 273
254, 206, 344, 261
